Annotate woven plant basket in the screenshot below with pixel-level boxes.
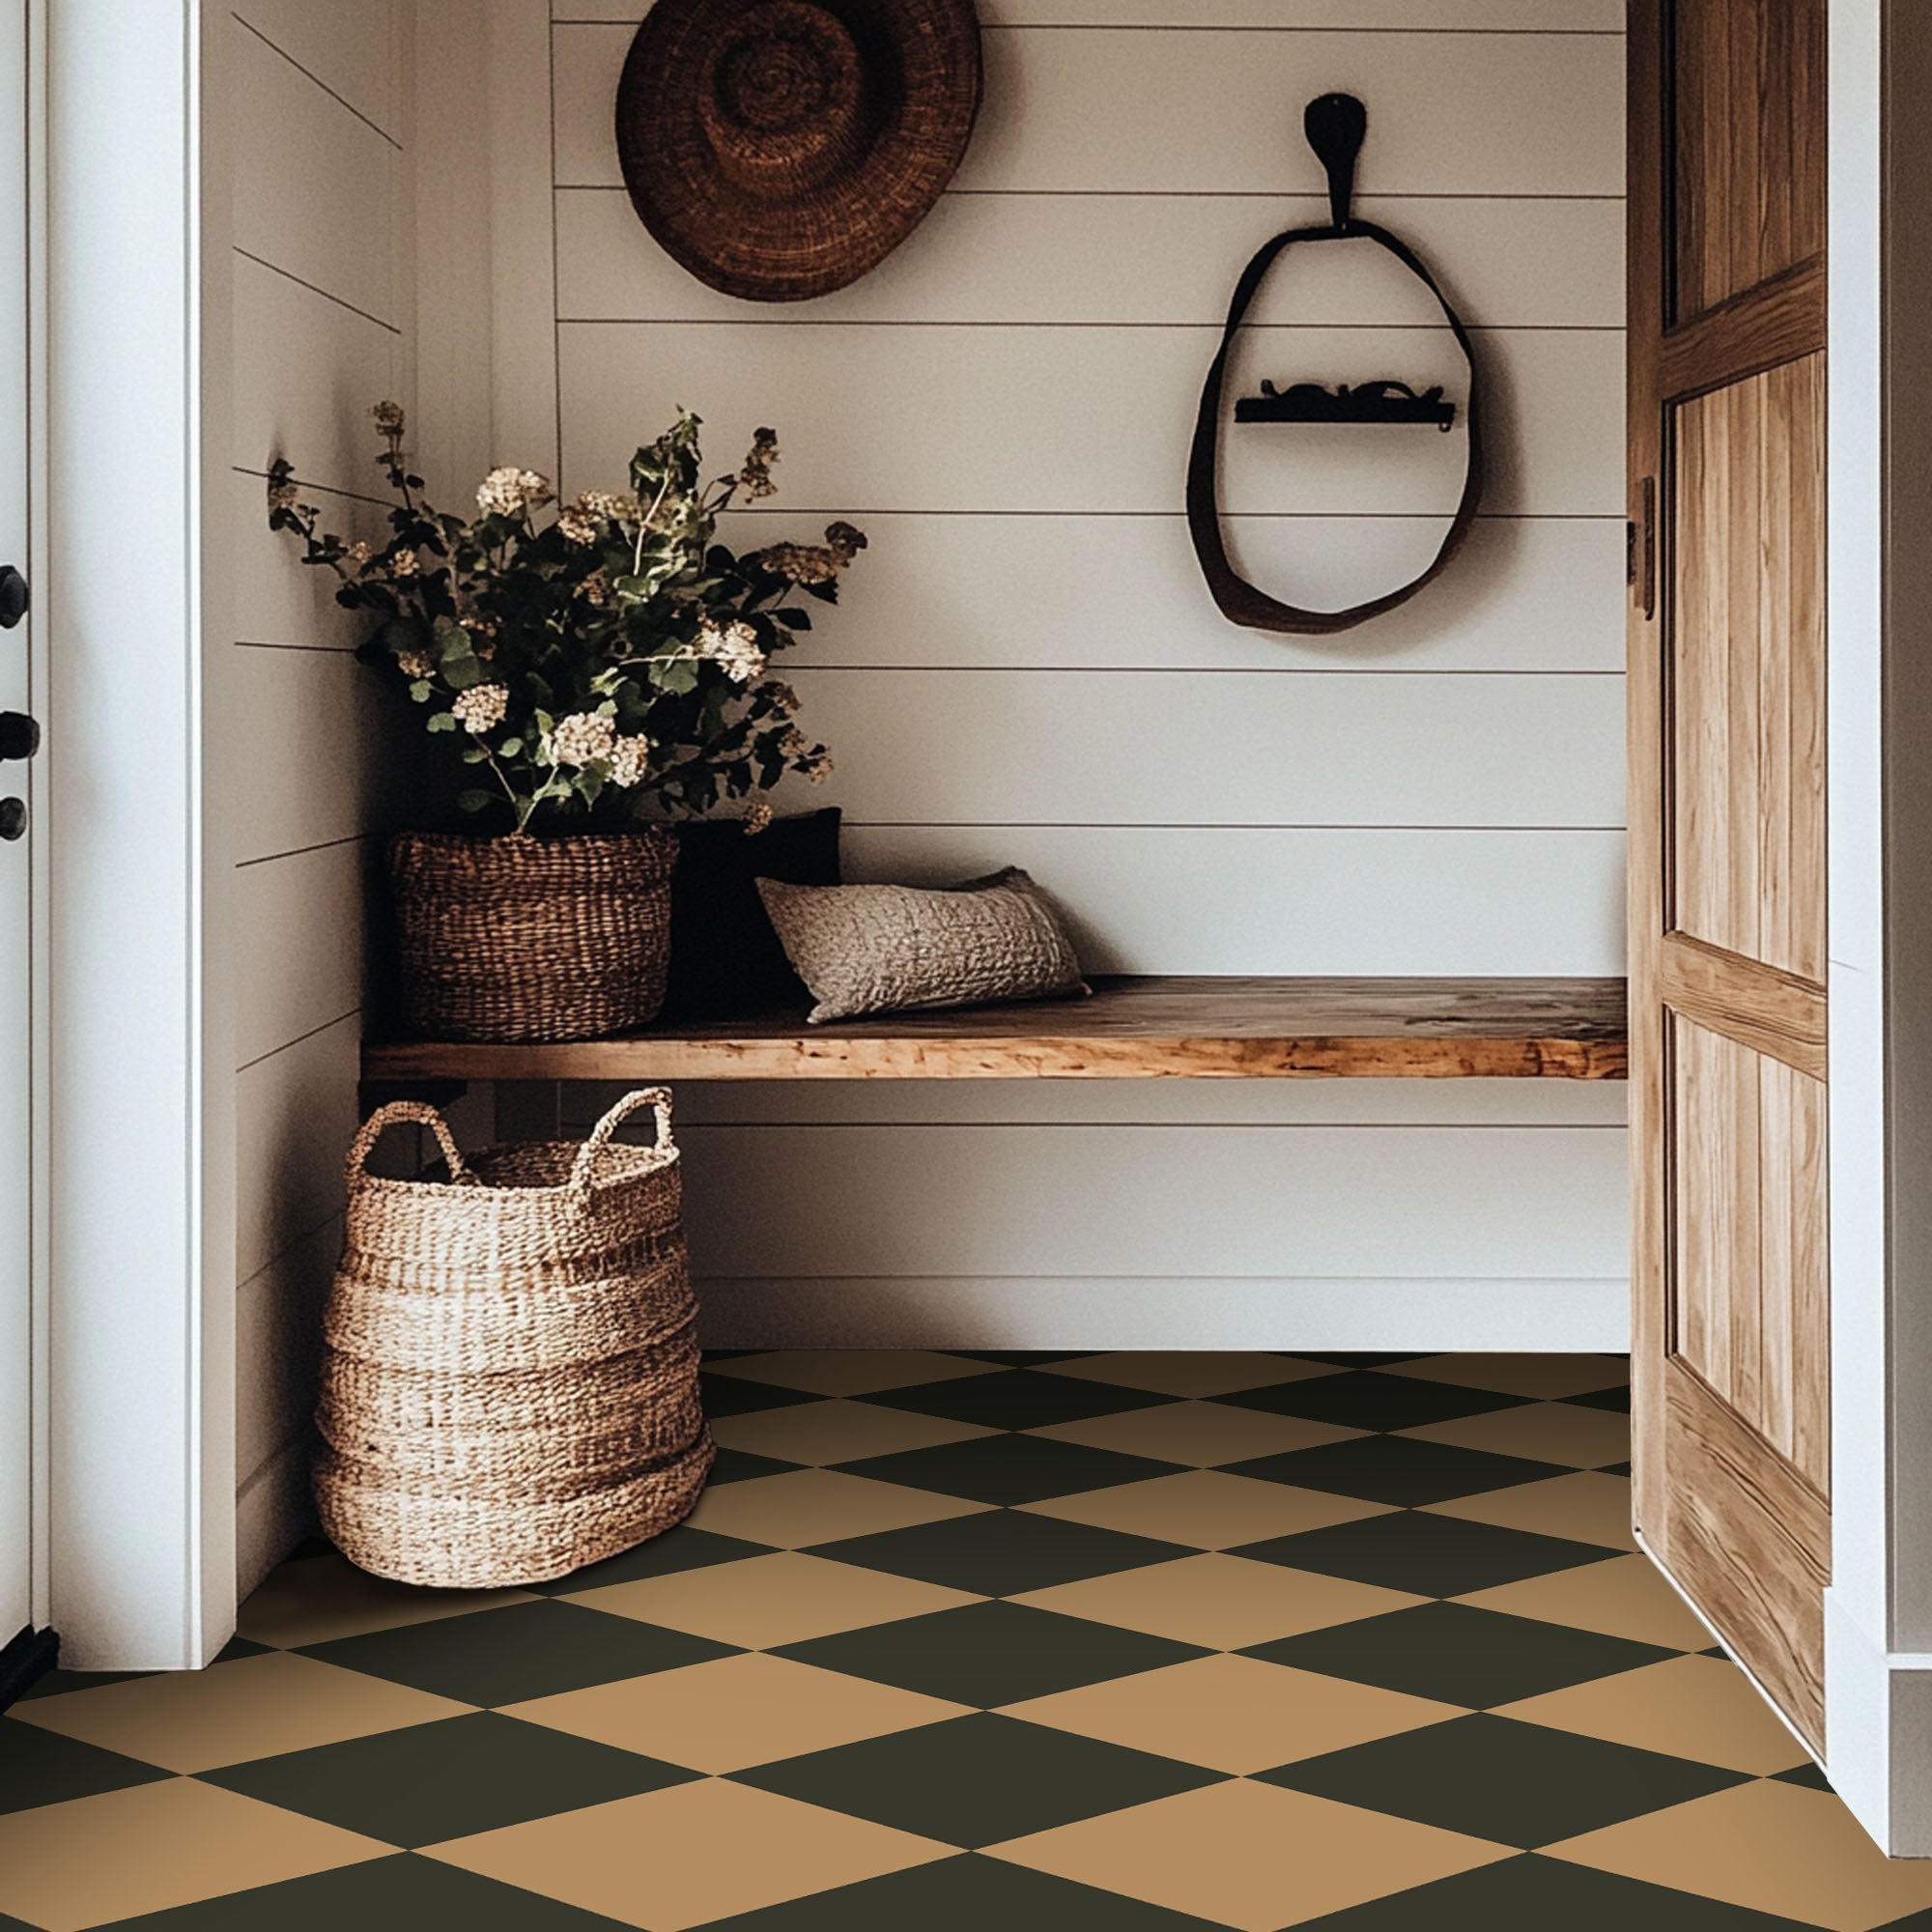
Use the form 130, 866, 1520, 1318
387, 828, 676, 1043
315, 1089, 714, 1589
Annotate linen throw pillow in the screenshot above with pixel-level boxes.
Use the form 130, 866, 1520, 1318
755, 868, 1089, 1024
663, 808, 840, 1020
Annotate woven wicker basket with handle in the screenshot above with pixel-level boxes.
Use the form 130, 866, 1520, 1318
315, 1088, 713, 1588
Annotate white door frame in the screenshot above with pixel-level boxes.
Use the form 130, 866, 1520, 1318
33, 0, 234, 1671
1822, 0, 1932, 1856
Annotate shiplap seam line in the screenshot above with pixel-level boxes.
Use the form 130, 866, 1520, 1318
236, 1007, 364, 1077
235, 1211, 345, 1297
557, 185, 1627, 203
835, 821, 1630, 833
232, 639, 362, 655
553, 17, 1623, 35
554, 318, 1623, 332
234, 832, 371, 871
238, 1200, 355, 1293
670, 1122, 1630, 1134
234, 246, 401, 336
233, 464, 395, 513
683, 508, 1628, 523
230, 11, 405, 152
790, 666, 1627, 678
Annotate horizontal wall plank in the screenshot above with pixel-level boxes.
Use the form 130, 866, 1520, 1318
723, 512, 1624, 672
231, 12, 401, 328
235, 839, 368, 1067
678, 1123, 1629, 1278
228, 646, 407, 867
231, 470, 393, 653
556, 2, 1623, 23
557, 322, 1622, 516
556, 188, 1626, 329
235, 1014, 361, 1285
236, 1215, 340, 1481
561, 1077, 1630, 1129
839, 825, 1626, 975
553, 24, 1624, 196
784, 668, 1624, 828
237, 1437, 314, 1605
233, 0, 403, 141
695, 1276, 1631, 1353
233, 253, 401, 497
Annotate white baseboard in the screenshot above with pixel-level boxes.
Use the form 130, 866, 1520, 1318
234, 1435, 314, 1607
695, 1276, 1631, 1353
1824, 1587, 1932, 1858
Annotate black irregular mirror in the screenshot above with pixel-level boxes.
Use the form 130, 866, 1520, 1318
1187, 94, 1485, 636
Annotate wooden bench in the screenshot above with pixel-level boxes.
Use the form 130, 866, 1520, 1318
361, 975, 1629, 1085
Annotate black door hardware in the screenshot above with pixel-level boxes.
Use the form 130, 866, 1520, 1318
0, 566, 26, 630
0, 712, 37, 763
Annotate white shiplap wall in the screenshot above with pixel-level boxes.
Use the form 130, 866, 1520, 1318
225, 0, 413, 1595
529, 1, 1631, 1348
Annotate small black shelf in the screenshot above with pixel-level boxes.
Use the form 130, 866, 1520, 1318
1235, 380, 1458, 431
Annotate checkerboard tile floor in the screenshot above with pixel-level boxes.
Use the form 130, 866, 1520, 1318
5, 1350, 1931, 1929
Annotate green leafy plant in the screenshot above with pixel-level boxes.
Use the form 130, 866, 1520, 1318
267, 403, 861, 835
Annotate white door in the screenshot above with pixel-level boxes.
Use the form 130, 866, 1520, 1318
0, 0, 37, 1683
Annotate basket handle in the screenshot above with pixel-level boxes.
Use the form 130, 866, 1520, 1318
569, 1087, 674, 1193
347, 1102, 469, 1188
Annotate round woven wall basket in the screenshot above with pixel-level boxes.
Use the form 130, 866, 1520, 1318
315, 1090, 714, 1589
387, 828, 676, 1043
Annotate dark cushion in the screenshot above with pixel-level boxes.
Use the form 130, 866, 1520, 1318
663, 808, 841, 1019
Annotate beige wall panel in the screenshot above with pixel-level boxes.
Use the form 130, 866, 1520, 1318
557, 322, 1621, 516
556, 187, 1626, 330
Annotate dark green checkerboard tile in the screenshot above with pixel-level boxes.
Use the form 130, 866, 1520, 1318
813, 1507, 1189, 1596
735, 1711, 1222, 1846
518, 1527, 771, 1596
857, 1369, 1170, 1432
1215, 1369, 1531, 1433
1260, 1712, 1748, 1848
0, 1717, 171, 1813
298, 1598, 735, 1705
1291, 1852, 1823, 1930
1224, 1435, 1570, 1507
1776, 1760, 1833, 1791
1289, 1354, 1432, 1368
1250, 1602, 1676, 1708
777, 1600, 1207, 1707
1236, 1509, 1613, 1597
690, 1852, 1229, 1930
13, 1666, 151, 1702
200, 1711, 696, 1846
698, 1373, 821, 1418
709, 1449, 805, 1485
1566, 1384, 1634, 1414
87, 1855, 636, 1930
942, 1352, 1092, 1367
833, 1434, 1182, 1506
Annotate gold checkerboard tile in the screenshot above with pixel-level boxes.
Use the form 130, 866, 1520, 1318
1, 1351, 1925, 1931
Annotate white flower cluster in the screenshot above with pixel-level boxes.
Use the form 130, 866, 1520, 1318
607, 734, 653, 788
476, 467, 554, 518
698, 618, 766, 686
452, 684, 508, 735
556, 501, 600, 547
548, 711, 616, 767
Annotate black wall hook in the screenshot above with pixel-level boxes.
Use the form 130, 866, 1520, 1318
1303, 92, 1367, 232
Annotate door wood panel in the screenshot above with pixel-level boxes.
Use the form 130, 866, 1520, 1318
1630, 0, 1831, 1757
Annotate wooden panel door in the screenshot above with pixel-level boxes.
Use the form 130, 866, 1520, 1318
1629, 0, 1830, 1754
